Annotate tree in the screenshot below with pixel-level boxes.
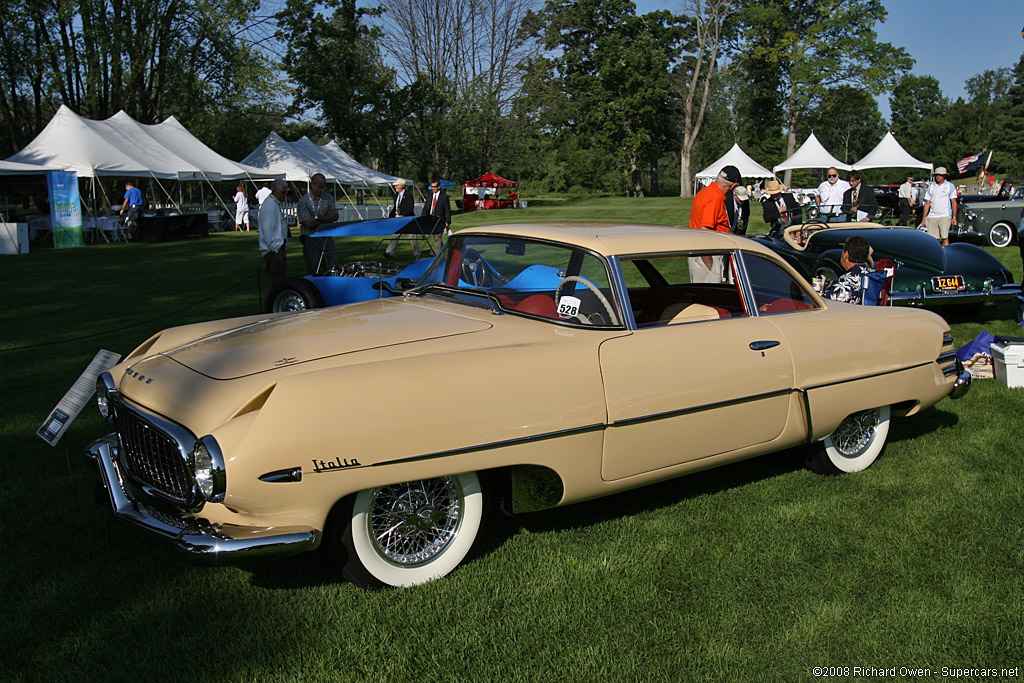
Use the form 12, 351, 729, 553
276, 0, 397, 163
992, 53, 1024, 175
735, 0, 912, 187
0, 0, 279, 157
675, 0, 736, 197
802, 85, 885, 165
520, 0, 686, 196
889, 74, 950, 165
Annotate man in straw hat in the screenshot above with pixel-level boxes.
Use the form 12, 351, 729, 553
760, 179, 802, 231
920, 166, 958, 246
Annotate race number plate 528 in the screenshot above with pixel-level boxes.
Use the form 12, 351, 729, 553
931, 275, 965, 292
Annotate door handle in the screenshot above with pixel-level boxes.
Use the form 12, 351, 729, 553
749, 340, 780, 351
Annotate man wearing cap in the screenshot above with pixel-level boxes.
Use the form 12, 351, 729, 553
897, 175, 915, 226
814, 167, 851, 222
689, 165, 740, 282
920, 166, 958, 246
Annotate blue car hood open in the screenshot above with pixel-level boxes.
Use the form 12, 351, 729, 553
312, 215, 444, 238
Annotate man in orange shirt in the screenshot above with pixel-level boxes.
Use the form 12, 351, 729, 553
689, 165, 740, 282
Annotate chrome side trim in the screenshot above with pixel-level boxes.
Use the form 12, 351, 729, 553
801, 362, 931, 392
88, 435, 319, 565
373, 423, 605, 468
611, 389, 793, 427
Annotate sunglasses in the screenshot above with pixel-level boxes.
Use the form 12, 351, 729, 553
827, 174, 838, 178
431, 185, 439, 189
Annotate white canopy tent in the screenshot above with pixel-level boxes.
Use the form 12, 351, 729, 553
852, 132, 932, 172
773, 133, 852, 173
322, 140, 409, 187
694, 143, 776, 192
0, 159, 59, 175
241, 132, 329, 184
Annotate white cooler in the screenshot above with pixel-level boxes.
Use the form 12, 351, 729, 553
0, 222, 29, 255
992, 341, 1024, 388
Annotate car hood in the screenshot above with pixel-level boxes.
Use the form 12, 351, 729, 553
810, 228, 948, 273
152, 299, 492, 380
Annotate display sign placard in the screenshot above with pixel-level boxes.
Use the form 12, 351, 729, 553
46, 171, 84, 248
37, 350, 121, 446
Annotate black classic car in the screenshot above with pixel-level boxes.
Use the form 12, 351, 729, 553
753, 221, 1020, 311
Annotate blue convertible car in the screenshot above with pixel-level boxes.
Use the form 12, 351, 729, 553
265, 215, 444, 312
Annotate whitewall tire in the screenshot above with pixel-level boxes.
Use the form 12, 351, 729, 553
810, 406, 891, 475
342, 472, 484, 588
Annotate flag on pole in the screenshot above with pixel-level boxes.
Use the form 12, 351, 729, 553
956, 150, 987, 175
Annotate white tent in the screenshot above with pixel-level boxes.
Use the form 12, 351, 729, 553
0, 159, 59, 175
773, 133, 852, 173
852, 132, 932, 172
695, 143, 776, 189
292, 136, 380, 188
241, 132, 328, 184
5, 105, 282, 182
322, 140, 409, 187
6, 105, 173, 178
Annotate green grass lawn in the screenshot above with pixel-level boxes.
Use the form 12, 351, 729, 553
1, 199, 1021, 681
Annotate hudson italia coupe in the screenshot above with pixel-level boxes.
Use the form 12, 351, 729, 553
87, 224, 970, 588
754, 221, 1020, 310
265, 215, 442, 312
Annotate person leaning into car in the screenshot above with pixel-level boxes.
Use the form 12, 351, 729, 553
841, 172, 877, 222
688, 165, 740, 282
760, 179, 802, 231
920, 166, 958, 247
297, 172, 340, 274
821, 236, 874, 305
258, 179, 289, 290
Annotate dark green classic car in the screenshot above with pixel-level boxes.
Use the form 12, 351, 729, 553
753, 221, 1020, 310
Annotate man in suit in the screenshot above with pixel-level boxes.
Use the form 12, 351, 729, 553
841, 172, 878, 222
384, 181, 417, 258
760, 179, 802, 234
422, 179, 452, 255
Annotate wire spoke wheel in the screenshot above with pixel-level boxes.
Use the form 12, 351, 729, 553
273, 290, 308, 312
342, 471, 485, 587
809, 405, 890, 475
368, 477, 464, 566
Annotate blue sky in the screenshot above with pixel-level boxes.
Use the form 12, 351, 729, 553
635, 0, 1024, 119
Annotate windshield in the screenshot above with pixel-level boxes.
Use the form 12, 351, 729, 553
418, 234, 622, 326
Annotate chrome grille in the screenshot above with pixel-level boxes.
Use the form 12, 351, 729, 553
115, 409, 193, 501
938, 332, 958, 377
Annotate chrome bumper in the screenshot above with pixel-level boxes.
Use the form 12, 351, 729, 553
950, 360, 972, 400
87, 434, 320, 565
889, 283, 1022, 307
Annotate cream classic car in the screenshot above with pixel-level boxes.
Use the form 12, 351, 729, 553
87, 224, 970, 588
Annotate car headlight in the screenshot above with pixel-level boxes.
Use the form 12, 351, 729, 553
192, 436, 226, 502
95, 373, 117, 422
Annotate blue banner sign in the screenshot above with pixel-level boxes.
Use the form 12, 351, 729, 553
46, 171, 84, 248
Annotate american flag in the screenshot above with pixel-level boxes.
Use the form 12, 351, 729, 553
956, 151, 986, 174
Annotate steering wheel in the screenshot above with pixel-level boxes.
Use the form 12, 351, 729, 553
461, 248, 488, 287
555, 276, 620, 326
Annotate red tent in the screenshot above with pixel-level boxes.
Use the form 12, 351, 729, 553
462, 171, 519, 211
462, 171, 518, 189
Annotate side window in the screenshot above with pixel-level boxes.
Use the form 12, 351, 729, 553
743, 252, 819, 314
621, 253, 748, 326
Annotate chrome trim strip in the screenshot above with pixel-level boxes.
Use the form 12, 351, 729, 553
373, 423, 605, 468
88, 435, 319, 565
937, 350, 958, 365
611, 388, 794, 427
802, 362, 932, 392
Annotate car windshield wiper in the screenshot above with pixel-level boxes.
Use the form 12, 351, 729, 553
413, 283, 502, 312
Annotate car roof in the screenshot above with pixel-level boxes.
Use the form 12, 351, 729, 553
457, 222, 780, 258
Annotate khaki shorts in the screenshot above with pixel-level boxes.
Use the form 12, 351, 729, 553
926, 216, 951, 240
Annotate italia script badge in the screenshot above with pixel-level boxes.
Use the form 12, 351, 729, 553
313, 457, 361, 473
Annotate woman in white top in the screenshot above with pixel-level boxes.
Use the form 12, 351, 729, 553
233, 185, 250, 231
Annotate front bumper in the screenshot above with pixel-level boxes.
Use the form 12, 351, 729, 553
889, 283, 1022, 307
87, 434, 320, 565
950, 360, 972, 400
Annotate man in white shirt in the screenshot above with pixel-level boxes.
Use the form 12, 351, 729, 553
920, 166, 958, 246
258, 179, 289, 289
814, 167, 851, 222
255, 183, 272, 206
897, 175, 915, 225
